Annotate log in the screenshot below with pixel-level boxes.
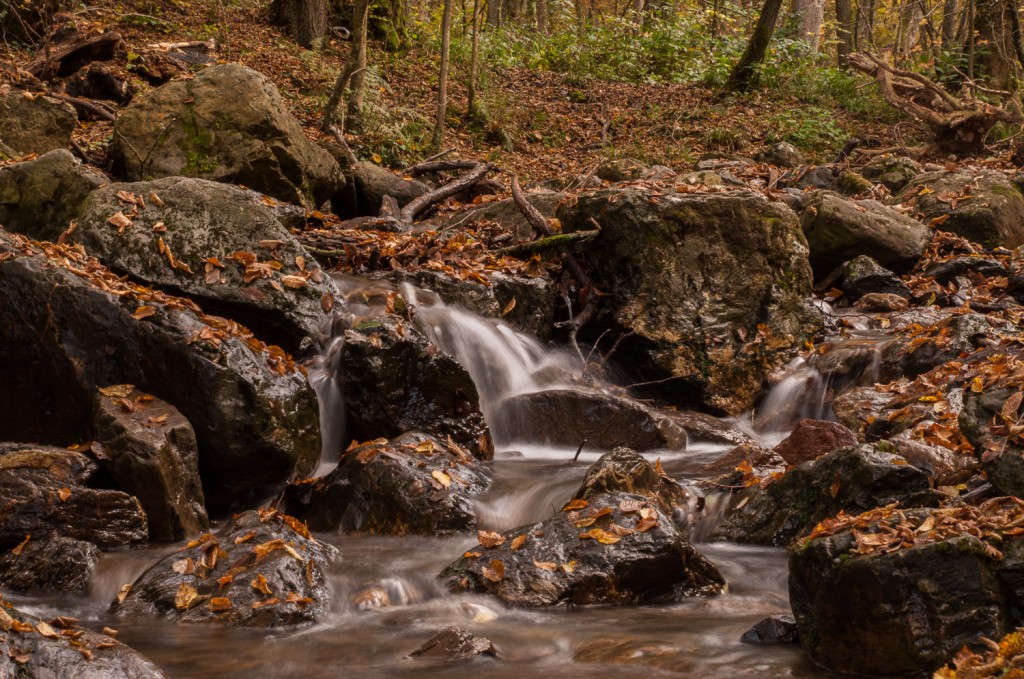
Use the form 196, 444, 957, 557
400, 161, 490, 222
26, 31, 125, 80
494, 229, 600, 256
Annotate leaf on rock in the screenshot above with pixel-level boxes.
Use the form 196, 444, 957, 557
172, 558, 195, 575
431, 470, 452, 488
477, 530, 505, 548
562, 499, 589, 511
510, 534, 527, 550
533, 561, 557, 571
132, 305, 157, 320
208, 598, 233, 612
251, 574, 273, 596
482, 559, 505, 582
99, 384, 135, 398
579, 528, 621, 544
281, 275, 307, 289
35, 622, 58, 639
116, 583, 132, 604
174, 583, 200, 611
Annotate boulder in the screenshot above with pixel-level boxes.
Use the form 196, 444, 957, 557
409, 627, 498, 660
961, 387, 1024, 498
855, 292, 909, 312
858, 155, 922, 193
717, 444, 937, 545
337, 314, 493, 459
283, 433, 490, 534
840, 255, 911, 301
571, 447, 690, 514
74, 176, 339, 349
112, 509, 336, 627
700, 443, 786, 484
441, 492, 725, 606
0, 231, 320, 512
0, 597, 166, 678
0, 444, 147, 548
740, 615, 799, 645
93, 387, 208, 541
878, 312, 995, 383
596, 158, 649, 182
800, 192, 931, 277
559, 188, 820, 414
790, 509, 1011, 676
771, 419, 858, 466
495, 389, 688, 451
110, 63, 344, 208
337, 161, 430, 219
833, 171, 874, 196
0, 91, 77, 157
0, 149, 107, 242
389, 268, 557, 341
755, 142, 805, 167
898, 170, 1024, 249
0, 537, 99, 594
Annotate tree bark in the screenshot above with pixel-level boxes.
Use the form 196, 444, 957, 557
322, 0, 369, 132
941, 0, 958, 47
790, 0, 825, 52
726, 0, 786, 91
433, 0, 455, 149
836, 0, 854, 65
468, 0, 482, 117
270, 0, 328, 49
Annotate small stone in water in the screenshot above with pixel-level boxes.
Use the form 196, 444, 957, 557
740, 615, 799, 645
409, 626, 498, 660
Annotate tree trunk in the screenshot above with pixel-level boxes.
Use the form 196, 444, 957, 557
468, 0, 482, 116
271, 0, 328, 49
941, 0, 958, 47
975, 0, 1017, 89
433, 0, 455, 148
790, 0, 825, 52
836, 0, 854, 65
487, 0, 502, 26
726, 0, 786, 90
896, 0, 923, 55
322, 0, 369, 132
855, 0, 876, 50
537, 0, 549, 31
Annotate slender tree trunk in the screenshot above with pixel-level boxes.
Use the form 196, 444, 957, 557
855, 0, 876, 49
897, 0, 923, 55
790, 0, 825, 52
967, 0, 975, 79
836, 0, 854, 65
468, 0, 482, 116
941, 0, 958, 47
726, 0, 786, 90
322, 0, 369, 132
1009, 0, 1024, 73
487, 0, 502, 25
433, 0, 454, 148
537, 0, 548, 31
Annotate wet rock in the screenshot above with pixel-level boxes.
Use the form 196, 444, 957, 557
669, 410, 755, 446
717, 444, 937, 545
93, 387, 208, 541
0, 232, 320, 512
0, 537, 99, 594
112, 509, 336, 627
409, 626, 498, 660
771, 419, 858, 466
0, 444, 147, 548
573, 637, 694, 673
832, 385, 898, 435
961, 387, 1024, 498
0, 91, 77, 157
898, 170, 1024, 249
449, 190, 565, 242
388, 268, 557, 341
740, 615, 799, 645
833, 171, 874, 196
74, 176, 338, 350
110, 63, 344, 208
700, 443, 786, 483
596, 158, 649, 182
283, 432, 490, 534
571, 447, 689, 514
0, 597, 166, 678
497, 389, 687, 451
858, 155, 922, 193
790, 520, 1006, 676
885, 431, 975, 486
840, 255, 911, 301
441, 492, 725, 606
879, 312, 995, 382
855, 292, 909, 312
338, 314, 493, 459
755, 142, 805, 168
800, 192, 930, 277
559, 188, 820, 415
924, 255, 1008, 283
0, 149, 107, 242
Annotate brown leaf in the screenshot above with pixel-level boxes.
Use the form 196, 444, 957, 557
116, 583, 132, 604
501, 297, 516, 316
482, 559, 505, 582
321, 292, 335, 313
107, 211, 132, 233
579, 528, 621, 544
99, 384, 135, 398
510, 534, 527, 550
172, 558, 195, 575
152, 221, 167, 233
562, 498, 589, 511
132, 305, 157, 320
208, 597, 233, 612
174, 583, 200, 610
251, 573, 273, 596
533, 560, 557, 571
477, 530, 505, 548
35, 622, 59, 639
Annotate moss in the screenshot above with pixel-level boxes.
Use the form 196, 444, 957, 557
989, 182, 1024, 201
178, 102, 219, 176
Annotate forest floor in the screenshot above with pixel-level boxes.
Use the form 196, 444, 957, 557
0, 0, 927, 181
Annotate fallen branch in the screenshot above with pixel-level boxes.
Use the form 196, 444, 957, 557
407, 159, 481, 178
494, 229, 600, 256
400, 161, 490, 222
51, 93, 116, 121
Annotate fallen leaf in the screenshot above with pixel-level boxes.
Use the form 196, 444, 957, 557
57, 487, 71, 502
99, 384, 135, 398
116, 583, 132, 604
510, 534, 526, 550
35, 622, 58, 639
251, 574, 273, 595
10, 535, 29, 556
174, 583, 200, 610
432, 470, 451, 488
534, 560, 557, 571
562, 499, 589, 511
501, 297, 516, 316
482, 559, 505, 582
209, 597, 233, 612
281, 275, 307, 289
579, 528, 621, 544
132, 305, 157, 320
477, 530, 505, 548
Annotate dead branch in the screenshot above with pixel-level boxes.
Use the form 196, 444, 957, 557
494, 229, 600, 256
50, 92, 115, 121
407, 159, 481, 178
400, 161, 490, 222
401, 148, 455, 174
26, 31, 124, 79
326, 125, 358, 167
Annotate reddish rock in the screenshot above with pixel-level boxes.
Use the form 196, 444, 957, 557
771, 419, 858, 466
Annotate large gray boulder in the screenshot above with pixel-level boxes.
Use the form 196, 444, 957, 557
109, 63, 344, 208
0, 91, 77, 157
559, 188, 821, 415
857, 155, 922, 193
898, 170, 1024, 249
0, 149, 107, 242
0, 230, 320, 512
74, 176, 339, 348
800, 191, 931, 276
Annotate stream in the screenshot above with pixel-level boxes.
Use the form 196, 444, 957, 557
4, 277, 882, 678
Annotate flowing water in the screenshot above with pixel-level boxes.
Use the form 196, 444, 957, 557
6, 279, 868, 678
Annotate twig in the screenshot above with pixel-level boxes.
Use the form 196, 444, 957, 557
407, 159, 481, 178
327, 125, 358, 167
401, 148, 455, 174
400, 161, 490, 222
51, 93, 116, 121
572, 439, 588, 462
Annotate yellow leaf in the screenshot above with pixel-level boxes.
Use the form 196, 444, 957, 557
579, 528, 621, 544
132, 305, 157, 320
174, 583, 200, 610
99, 384, 135, 398
432, 470, 451, 488
562, 499, 589, 511
482, 559, 505, 582
477, 530, 505, 548
510, 534, 526, 550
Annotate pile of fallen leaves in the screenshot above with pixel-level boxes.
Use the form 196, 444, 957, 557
798, 497, 1024, 559
936, 629, 1024, 678
1, 232, 299, 375
0, 595, 120, 662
